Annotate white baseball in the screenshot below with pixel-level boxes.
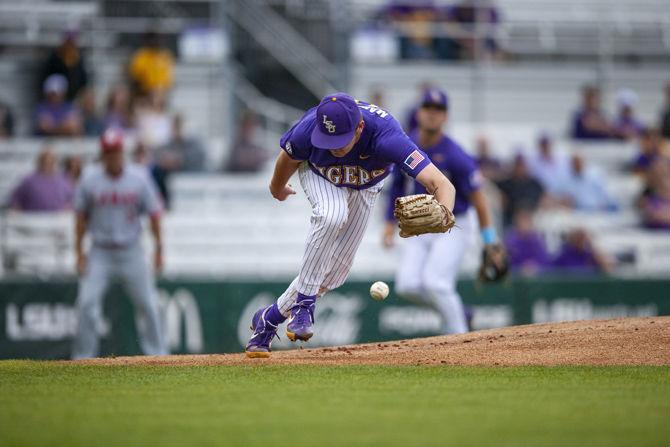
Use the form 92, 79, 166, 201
370, 281, 389, 301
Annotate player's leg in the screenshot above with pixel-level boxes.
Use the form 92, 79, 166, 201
393, 235, 431, 304
318, 184, 384, 293
422, 211, 475, 334
118, 244, 167, 356
284, 165, 354, 341
71, 247, 111, 359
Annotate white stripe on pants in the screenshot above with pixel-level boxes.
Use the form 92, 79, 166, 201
394, 209, 476, 334
277, 164, 383, 316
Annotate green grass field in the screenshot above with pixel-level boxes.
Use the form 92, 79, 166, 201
1, 361, 669, 447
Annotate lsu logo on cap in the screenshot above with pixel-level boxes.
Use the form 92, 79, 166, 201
322, 115, 336, 133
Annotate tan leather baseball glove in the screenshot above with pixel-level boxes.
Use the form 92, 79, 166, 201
394, 194, 456, 238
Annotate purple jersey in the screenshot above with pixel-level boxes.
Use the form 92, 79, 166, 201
386, 131, 482, 220
279, 101, 431, 190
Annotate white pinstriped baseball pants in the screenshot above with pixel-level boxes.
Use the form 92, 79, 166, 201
394, 209, 476, 334
276, 163, 384, 316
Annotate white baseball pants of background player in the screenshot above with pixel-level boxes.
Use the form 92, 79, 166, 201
277, 163, 384, 315
394, 209, 477, 334
72, 243, 166, 359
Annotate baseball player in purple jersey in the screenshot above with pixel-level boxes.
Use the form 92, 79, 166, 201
245, 92, 458, 358
383, 88, 497, 334
71, 128, 167, 359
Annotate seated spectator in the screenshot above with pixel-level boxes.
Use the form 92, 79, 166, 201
103, 85, 134, 131
527, 132, 569, 195
640, 158, 670, 230
495, 154, 545, 227
504, 209, 549, 276
39, 30, 88, 101
631, 128, 665, 174
0, 100, 15, 138
129, 31, 174, 97
8, 146, 73, 211
659, 82, 670, 139
62, 154, 83, 188
226, 110, 269, 172
156, 114, 207, 172
552, 228, 613, 274
613, 89, 644, 141
446, 0, 502, 60
384, 2, 440, 60
475, 135, 503, 180
135, 92, 171, 149
34, 74, 82, 137
79, 88, 104, 136
571, 85, 613, 140
554, 154, 618, 212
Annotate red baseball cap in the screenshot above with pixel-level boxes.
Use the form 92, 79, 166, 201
100, 128, 124, 152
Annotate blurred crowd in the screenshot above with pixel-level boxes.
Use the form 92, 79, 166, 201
377, 0, 503, 61
1, 29, 269, 210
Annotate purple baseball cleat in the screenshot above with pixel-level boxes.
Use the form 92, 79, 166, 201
245, 306, 279, 358
286, 295, 316, 342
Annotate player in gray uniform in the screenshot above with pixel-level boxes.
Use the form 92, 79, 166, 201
71, 128, 166, 359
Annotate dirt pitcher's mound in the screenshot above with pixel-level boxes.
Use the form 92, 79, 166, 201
77, 317, 670, 367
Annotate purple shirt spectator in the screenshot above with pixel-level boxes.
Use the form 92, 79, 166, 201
571, 86, 613, 140
504, 230, 549, 273
10, 173, 73, 212
552, 244, 599, 273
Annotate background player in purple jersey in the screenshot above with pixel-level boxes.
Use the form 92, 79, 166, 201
71, 128, 167, 359
245, 92, 458, 358
383, 88, 498, 334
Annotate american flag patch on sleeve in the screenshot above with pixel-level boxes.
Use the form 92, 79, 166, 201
404, 150, 425, 170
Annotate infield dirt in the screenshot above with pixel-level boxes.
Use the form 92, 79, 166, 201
76, 316, 670, 367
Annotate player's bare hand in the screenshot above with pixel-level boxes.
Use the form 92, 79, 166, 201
76, 252, 87, 275
382, 222, 396, 249
270, 184, 296, 201
154, 249, 163, 274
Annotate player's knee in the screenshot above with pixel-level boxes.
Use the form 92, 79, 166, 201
422, 271, 454, 296
315, 209, 348, 232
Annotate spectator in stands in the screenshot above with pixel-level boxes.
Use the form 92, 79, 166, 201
495, 153, 545, 227
554, 154, 618, 212
446, 0, 502, 60
79, 88, 104, 136
0, 100, 15, 138
62, 155, 83, 188
571, 85, 613, 140
613, 89, 644, 141
631, 128, 665, 175
8, 146, 73, 211
135, 92, 171, 149
39, 30, 88, 101
370, 87, 386, 108
504, 208, 549, 276
552, 228, 613, 274
527, 132, 569, 196
384, 2, 440, 60
156, 114, 207, 172
475, 135, 503, 180
639, 158, 670, 230
226, 109, 269, 172
103, 85, 134, 131
34, 74, 82, 137
659, 82, 670, 139
129, 31, 175, 98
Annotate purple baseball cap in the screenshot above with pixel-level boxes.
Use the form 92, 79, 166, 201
421, 88, 448, 110
311, 92, 362, 150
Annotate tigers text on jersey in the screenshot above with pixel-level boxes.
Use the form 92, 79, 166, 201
280, 101, 431, 190
74, 164, 162, 247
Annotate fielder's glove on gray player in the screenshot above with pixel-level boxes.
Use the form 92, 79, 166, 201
479, 243, 509, 282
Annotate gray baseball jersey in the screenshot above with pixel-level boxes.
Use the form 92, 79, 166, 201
71, 163, 165, 359
74, 164, 162, 247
